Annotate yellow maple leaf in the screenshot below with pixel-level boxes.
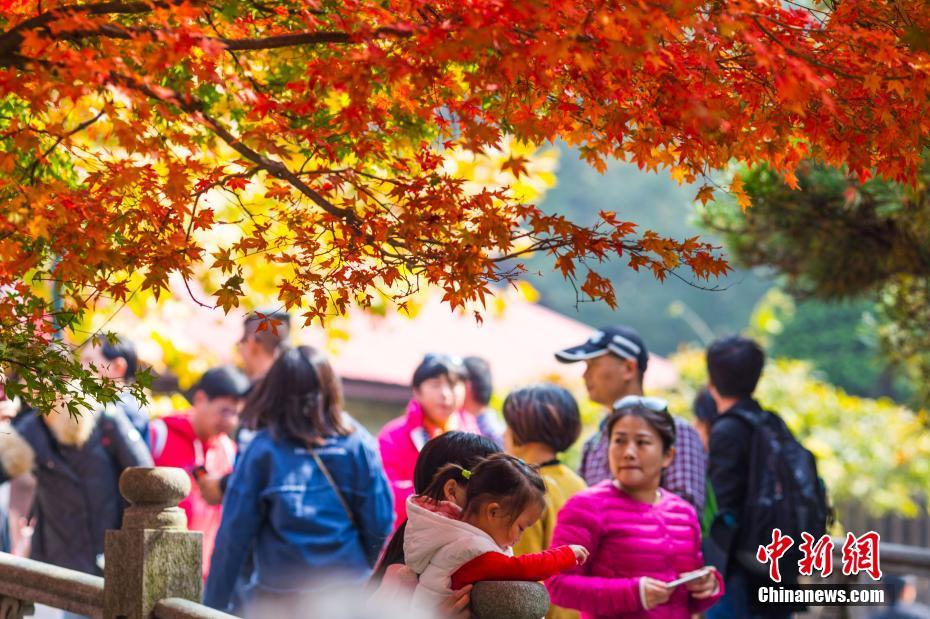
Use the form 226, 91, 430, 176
731, 175, 752, 211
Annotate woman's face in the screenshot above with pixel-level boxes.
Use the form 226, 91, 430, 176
414, 374, 464, 425
608, 413, 674, 493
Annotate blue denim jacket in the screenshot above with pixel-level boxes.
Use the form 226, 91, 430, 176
204, 423, 394, 611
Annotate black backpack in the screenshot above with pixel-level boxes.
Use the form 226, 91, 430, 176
729, 406, 832, 580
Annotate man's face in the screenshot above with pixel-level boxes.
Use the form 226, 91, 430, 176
582, 353, 640, 406
236, 333, 262, 380
191, 392, 241, 440
80, 345, 127, 380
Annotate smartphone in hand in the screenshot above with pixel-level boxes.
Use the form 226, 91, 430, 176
665, 568, 709, 588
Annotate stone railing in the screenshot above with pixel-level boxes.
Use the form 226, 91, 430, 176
0, 467, 236, 619
0, 552, 103, 617
0, 466, 553, 619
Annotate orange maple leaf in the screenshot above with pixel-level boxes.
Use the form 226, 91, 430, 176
695, 185, 715, 205
501, 155, 531, 179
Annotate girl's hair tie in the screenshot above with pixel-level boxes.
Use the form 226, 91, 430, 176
461, 468, 472, 480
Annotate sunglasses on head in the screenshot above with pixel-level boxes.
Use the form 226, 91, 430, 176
422, 352, 464, 366
612, 395, 668, 413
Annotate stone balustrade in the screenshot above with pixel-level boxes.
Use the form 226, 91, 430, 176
0, 466, 561, 619
0, 552, 103, 618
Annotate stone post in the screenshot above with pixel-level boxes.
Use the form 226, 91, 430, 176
104, 467, 202, 619
470, 581, 550, 619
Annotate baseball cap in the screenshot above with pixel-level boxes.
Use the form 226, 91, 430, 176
554, 326, 649, 372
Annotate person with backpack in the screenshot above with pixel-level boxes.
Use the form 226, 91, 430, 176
705, 336, 830, 619
149, 365, 251, 579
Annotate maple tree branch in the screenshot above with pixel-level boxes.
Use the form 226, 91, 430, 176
220, 27, 414, 50
749, 14, 859, 80
0, 0, 176, 57
28, 19, 412, 53
27, 109, 106, 181
109, 72, 358, 225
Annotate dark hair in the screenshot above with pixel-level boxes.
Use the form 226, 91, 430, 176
605, 405, 677, 453
693, 388, 718, 425
242, 345, 350, 446
463, 356, 493, 406
706, 335, 765, 399
370, 432, 500, 584
100, 335, 137, 380
191, 366, 250, 401
413, 431, 500, 493
243, 309, 291, 354
423, 454, 546, 521
502, 384, 581, 453
411, 353, 467, 389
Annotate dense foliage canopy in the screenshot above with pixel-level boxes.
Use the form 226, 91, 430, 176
2, 0, 930, 408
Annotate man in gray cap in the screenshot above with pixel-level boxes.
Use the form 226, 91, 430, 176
556, 325, 706, 513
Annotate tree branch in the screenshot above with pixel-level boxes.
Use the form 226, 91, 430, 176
220, 27, 413, 50
36, 23, 413, 51
108, 72, 358, 225
0, 0, 172, 57
27, 109, 106, 181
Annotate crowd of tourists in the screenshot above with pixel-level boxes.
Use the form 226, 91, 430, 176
0, 312, 842, 619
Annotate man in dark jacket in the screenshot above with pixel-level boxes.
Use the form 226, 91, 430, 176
0, 397, 153, 576
705, 336, 791, 619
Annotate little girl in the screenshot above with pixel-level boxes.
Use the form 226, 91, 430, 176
546, 399, 724, 618
404, 453, 589, 609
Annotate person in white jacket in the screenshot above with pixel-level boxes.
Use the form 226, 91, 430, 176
403, 454, 588, 611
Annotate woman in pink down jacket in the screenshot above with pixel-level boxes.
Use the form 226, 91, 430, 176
378, 354, 481, 523
546, 398, 724, 618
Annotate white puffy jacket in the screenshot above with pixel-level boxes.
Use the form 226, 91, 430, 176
403, 496, 512, 609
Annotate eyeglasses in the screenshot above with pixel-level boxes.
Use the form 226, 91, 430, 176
612, 395, 668, 413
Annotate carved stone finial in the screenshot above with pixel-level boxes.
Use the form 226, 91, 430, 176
118, 467, 190, 530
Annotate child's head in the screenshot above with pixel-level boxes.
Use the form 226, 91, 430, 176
414, 431, 500, 507
423, 454, 547, 548
501, 384, 581, 456
605, 397, 676, 495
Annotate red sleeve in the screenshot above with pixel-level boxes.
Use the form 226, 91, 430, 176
450, 546, 577, 590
